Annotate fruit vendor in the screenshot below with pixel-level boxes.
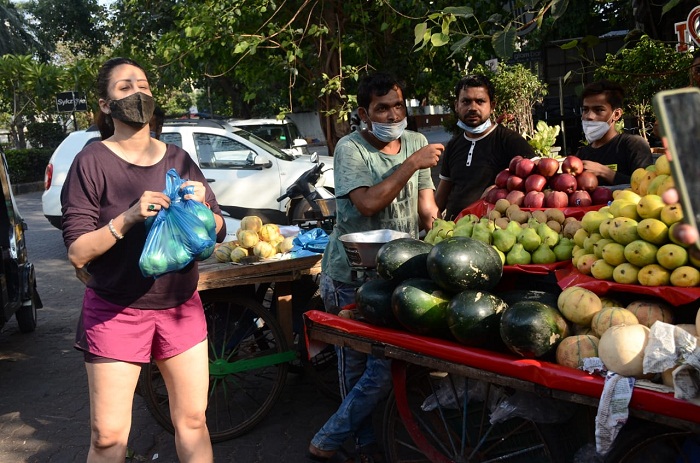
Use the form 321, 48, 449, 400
576, 80, 653, 185
435, 74, 535, 221
308, 72, 443, 463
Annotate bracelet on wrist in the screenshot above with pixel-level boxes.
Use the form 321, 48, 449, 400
108, 219, 124, 240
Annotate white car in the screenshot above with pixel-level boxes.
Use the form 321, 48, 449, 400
228, 118, 311, 157
42, 119, 333, 233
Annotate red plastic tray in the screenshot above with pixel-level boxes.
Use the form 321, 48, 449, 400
454, 199, 603, 222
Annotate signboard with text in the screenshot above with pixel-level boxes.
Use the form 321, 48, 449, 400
56, 92, 87, 113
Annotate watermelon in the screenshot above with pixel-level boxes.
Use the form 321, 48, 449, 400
447, 290, 508, 348
355, 278, 399, 327
426, 237, 503, 292
497, 290, 560, 309
391, 278, 452, 338
376, 238, 432, 282
499, 301, 569, 359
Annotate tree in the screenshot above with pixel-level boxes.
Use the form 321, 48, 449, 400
23, 0, 109, 56
0, 0, 45, 57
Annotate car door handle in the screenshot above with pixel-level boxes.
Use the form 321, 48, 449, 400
206, 178, 216, 183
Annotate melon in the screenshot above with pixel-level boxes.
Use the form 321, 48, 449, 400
426, 237, 503, 292
571, 323, 595, 336
214, 245, 233, 263
376, 238, 432, 282
447, 290, 508, 348
355, 278, 399, 327
591, 307, 639, 338
557, 286, 603, 326
555, 334, 600, 369
600, 296, 624, 308
240, 215, 263, 232
626, 300, 674, 328
391, 278, 452, 338
499, 301, 569, 359
253, 240, 277, 258
598, 324, 650, 377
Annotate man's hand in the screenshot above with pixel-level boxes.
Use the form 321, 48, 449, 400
411, 143, 444, 169
582, 160, 614, 184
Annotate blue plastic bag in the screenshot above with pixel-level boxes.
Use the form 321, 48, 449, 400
290, 228, 329, 258
139, 169, 215, 277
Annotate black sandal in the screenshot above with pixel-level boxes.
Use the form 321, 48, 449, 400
307, 446, 354, 463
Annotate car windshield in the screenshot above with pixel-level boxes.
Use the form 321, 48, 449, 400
231, 128, 296, 161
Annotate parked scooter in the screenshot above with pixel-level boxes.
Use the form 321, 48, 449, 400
276, 160, 335, 233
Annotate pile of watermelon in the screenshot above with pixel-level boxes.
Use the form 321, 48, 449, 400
355, 236, 570, 359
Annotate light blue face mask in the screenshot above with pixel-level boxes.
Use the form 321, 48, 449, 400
369, 118, 408, 142
457, 118, 492, 134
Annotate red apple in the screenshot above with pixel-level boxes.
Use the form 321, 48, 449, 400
591, 187, 614, 205
494, 169, 511, 189
506, 175, 524, 191
544, 190, 569, 208
569, 190, 592, 207
506, 190, 525, 206
537, 157, 560, 177
550, 173, 578, 194
485, 187, 509, 204
515, 158, 536, 178
524, 174, 547, 192
523, 191, 545, 208
509, 155, 524, 173
576, 171, 599, 193
561, 155, 584, 175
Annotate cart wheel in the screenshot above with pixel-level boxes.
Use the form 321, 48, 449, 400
383, 362, 555, 462
15, 297, 37, 333
603, 418, 700, 462
139, 294, 291, 442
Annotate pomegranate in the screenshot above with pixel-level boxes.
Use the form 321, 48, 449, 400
550, 173, 578, 194
561, 155, 584, 175
494, 169, 511, 189
537, 157, 560, 177
576, 171, 599, 193
507, 175, 524, 191
523, 191, 545, 208
506, 190, 526, 206
524, 174, 547, 192
569, 190, 592, 207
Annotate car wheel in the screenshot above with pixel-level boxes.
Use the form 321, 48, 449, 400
15, 297, 37, 333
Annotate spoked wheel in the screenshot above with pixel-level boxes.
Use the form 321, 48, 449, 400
383, 362, 555, 462
604, 418, 700, 463
139, 293, 292, 442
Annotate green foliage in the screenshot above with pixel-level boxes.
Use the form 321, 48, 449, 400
4, 148, 53, 184
594, 35, 692, 133
472, 63, 548, 137
526, 121, 560, 157
26, 122, 65, 149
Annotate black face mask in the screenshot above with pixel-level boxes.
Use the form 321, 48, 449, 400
108, 92, 155, 128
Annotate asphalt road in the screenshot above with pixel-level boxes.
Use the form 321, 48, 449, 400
0, 191, 342, 463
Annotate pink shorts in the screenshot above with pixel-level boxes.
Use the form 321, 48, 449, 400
75, 288, 207, 363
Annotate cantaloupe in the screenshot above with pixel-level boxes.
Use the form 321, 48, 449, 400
572, 323, 595, 336
214, 245, 233, 263
626, 300, 674, 328
598, 324, 650, 378
600, 296, 623, 308
556, 334, 600, 369
591, 307, 639, 338
557, 287, 603, 326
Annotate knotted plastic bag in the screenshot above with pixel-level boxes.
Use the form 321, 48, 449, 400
139, 169, 215, 277
290, 227, 329, 257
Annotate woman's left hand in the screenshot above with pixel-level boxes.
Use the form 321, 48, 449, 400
181, 181, 207, 203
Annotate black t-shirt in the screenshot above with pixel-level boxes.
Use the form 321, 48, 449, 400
440, 124, 534, 220
576, 133, 652, 185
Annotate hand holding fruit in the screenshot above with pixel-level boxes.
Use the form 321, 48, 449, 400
661, 187, 700, 250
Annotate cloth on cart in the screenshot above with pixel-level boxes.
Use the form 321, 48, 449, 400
595, 371, 635, 456
643, 321, 700, 401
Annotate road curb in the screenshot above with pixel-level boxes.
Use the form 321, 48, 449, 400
12, 181, 43, 195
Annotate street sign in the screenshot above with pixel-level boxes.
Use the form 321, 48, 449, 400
56, 92, 87, 112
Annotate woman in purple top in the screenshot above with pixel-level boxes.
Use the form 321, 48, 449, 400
61, 58, 225, 463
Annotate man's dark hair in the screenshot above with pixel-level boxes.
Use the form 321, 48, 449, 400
581, 80, 625, 110
454, 74, 495, 102
357, 72, 404, 109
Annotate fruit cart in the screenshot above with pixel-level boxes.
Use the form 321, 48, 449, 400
139, 253, 340, 442
304, 307, 700, 462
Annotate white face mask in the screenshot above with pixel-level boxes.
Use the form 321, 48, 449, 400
582, 117, 613, 143
369, 118, 408, 142
457, 118, 492, 134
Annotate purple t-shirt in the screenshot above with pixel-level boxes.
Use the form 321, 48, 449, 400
61, 141, 225, 309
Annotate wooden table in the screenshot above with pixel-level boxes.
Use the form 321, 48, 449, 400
197, 254, 322, 344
